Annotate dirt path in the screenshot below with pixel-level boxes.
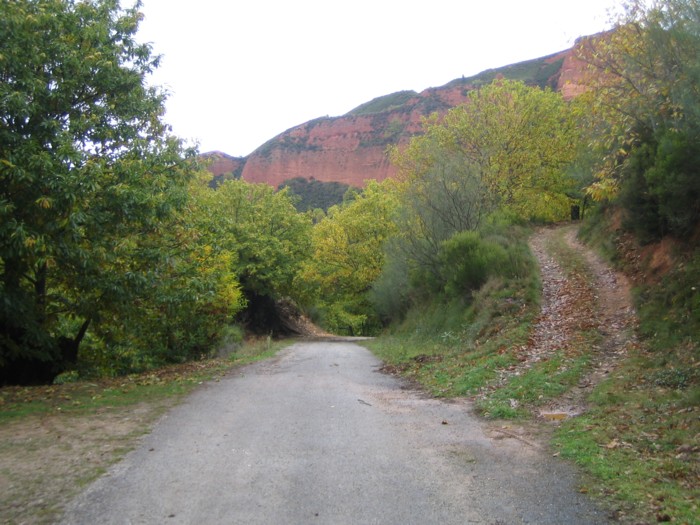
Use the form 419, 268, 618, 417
60, 341, 609, 524
525, 225, 638, 417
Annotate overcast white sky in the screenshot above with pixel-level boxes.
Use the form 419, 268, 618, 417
136, 0, 620, 157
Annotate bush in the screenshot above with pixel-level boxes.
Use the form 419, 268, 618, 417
438, 231, 510, 297
370, 251, 412, 323
216, 325, 244, 358
619, 128, 700, 242
435, 226, 535, 300
646, 130, 700, 239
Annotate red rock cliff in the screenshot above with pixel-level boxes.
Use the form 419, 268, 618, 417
211, 41, 593, 189
201, 151, 246, 178
241, 85, 479, 188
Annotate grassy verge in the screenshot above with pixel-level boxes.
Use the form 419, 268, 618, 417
365, 229, 542, 402
0, 336, 288, 422
367, 225, 600, 418
367, 221, 699, 523
474, 226, 602, 418
552, 217, 700, 523
0, 337, 291, 525
554, 359, 699, 523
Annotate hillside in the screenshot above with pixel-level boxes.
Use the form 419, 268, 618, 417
204, 41, 590, 188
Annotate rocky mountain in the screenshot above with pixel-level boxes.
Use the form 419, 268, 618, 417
205, 39, 590, 189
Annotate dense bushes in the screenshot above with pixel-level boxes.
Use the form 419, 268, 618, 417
371, 218, 536, 328
412, 228, 532, 299
619, 128, 700, 243
580, 1, 700, 243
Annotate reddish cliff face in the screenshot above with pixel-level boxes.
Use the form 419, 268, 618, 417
201, 151, 246, 178
210, 40, 593, 189
556, 46, 591, 100
241, 85, 474, 188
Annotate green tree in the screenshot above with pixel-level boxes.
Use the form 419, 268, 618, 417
83, 173, 248, 374
389, 80, 580, 284
0, 0, 197, 382
577, 0, 700, 214
298, 181, 398, 335
277, 177, 351, 213
193, 179, 312, 332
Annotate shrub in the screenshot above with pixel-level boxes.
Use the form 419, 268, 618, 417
619, 128, 700, 242
438, 231, 510, 297
436, 227, 536, 300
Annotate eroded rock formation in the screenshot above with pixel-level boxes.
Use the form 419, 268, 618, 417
204, 39, 594, 189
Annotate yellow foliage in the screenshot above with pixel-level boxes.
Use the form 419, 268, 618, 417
391, 80, 580, 223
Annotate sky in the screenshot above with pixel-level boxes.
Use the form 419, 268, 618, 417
136, 0, 621, 157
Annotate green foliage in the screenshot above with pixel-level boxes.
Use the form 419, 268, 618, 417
580, 0, 700, 209
369, 247, 412, 322
382, 80, 575, 318
298, 180, 398, 335
0, 0, 201, 382
389, 81, 580, 284
645, 130, 700, 239
405, 228, 532, 301
445, 53, 566, 90
477, 353, 590, 417
437, 231, 510, 297
278, 177, 350, 213
178, 178, 311, 340
554, 209, 700, 524
255, 133, 321, 159
617, 127, 700, 242
0, 1, 313, 381
365, 226, 540, 398
636, 249, 700, 352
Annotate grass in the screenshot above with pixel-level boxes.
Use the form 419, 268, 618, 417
552, 216, 700, 523
366, 229, 542, 401
347, 90, 418, 116
367, 225, 600, 415
477, 352, 591, 418
0, 336, 289, 423
553, 356, 699, 523
367, 221, 699, 523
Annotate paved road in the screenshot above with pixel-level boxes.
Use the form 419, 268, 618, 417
61, 341, 609, 524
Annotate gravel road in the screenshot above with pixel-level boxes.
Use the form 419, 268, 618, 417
60, 341, 609, 524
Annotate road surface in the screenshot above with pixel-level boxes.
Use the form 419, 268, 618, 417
61, 341, 608, 524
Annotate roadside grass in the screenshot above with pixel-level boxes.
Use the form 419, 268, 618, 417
0, 336, 291, 525
554, 369, 699, 523
365, 229, 543, 402
0, 336, 288, 423
477, 352, 592, 419
474, 225, 603, 418
368, 225, 601, 417
368, 222, 699, 523
553, 217, 700, 523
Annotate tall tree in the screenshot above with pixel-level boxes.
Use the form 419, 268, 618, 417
390, 80, 580, 280
0, 0, 196, 382
298, 181, 398, 335
577, 0, 700, 212
192, 179, 312, 333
